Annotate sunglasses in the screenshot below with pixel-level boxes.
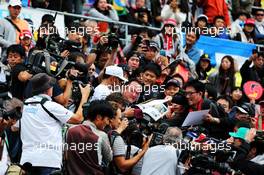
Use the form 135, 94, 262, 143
256, 14, 264, 16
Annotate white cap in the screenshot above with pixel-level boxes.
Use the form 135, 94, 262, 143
197, 14, 208, 21
9, 0, 22, 7
105, 65, 128, 82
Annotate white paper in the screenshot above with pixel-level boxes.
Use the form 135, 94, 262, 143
136, 99, 168, 121
182, 110, 210, 127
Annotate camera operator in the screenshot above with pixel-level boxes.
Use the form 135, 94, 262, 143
228, 128, 264, 174
6, 44, 32, 100
12, 73, 90, 175
0, 97, 23, 174
141, 127, 182, 175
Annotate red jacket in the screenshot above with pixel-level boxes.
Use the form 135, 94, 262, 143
198, 0, 230, 26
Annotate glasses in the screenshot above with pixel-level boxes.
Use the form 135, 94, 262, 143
185, 91, 197, 96
256, 14, 264, 16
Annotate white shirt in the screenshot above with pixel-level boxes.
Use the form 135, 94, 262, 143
0, 139, 9, 174
256, 21, 264, 34
90, 84, 113, 101
19, 94, 73, 168
141, 145, 179, 175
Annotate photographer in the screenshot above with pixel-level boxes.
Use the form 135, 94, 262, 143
13, 73, 90, 174
0, 97, 23, 174
229, 128, 264, 174
141, 127, 182, 175
7, 44, 32, 100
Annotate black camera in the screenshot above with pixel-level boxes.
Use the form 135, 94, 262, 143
0, 92, 22, 121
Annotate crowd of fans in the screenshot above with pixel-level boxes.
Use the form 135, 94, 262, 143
1, 0, 264, 175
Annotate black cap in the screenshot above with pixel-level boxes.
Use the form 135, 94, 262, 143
31, 73, 56, 95
171, 93, 188, 105
148, 41, 159, 51
165, 79, 181, 89
200, 53, 211, 62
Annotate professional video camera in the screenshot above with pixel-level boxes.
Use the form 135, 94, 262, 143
26, 50, 78, 79
184, 152, 242, 175
0, 92, 22, 121
45, 34, 82, 55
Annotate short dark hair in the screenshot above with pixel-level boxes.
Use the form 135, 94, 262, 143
217, 95, 233, 108
84, 100, 114, 121
106, 92, 127, 107
68, 52, 85, 62
7, 44, 26, 58
184, 79, 205, 94
213, 15, 225, 24
143, 63, 161, 77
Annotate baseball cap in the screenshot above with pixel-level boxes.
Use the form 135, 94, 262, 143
19, 30, 32, 40
105, 65, 128, 82
234, 106, 248, 114
171, 93, 188, 105
200, 53, 210, 62
245, 18, 255, 26
229, 127, 250, 140
165, 79, 181, 89
31, 73, 56, 95
9, 0, 22, 7
148, 41, 159, 51
164, 18, 177, 27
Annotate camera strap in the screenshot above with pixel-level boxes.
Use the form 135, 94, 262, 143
24, 98, 60, 123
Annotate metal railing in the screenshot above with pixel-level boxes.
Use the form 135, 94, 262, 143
34, 7, 162, 45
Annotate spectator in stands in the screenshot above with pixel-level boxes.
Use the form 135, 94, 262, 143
140, 41, 160, 68
240, 52, 264, 87
160, 79, 181, 99
0, 0, 30, 61
184, 29, 201, 64
7, 45, 32, 100
233, 18, 257, 43
253, 7, 264, 43
154, 18, 179, 59
210, 16, 230, 39
88, 0, 119, 21
141, 127, 182, 175
90, 65, 127, 101
163, 93, 189, 126
19, 30, 34, 56
197, 0, 230, 26
66, 100, 114, 175
184, 79, 215, 112
195, 53, 212, 81
150, 0, 164, 27
208, 55, 237, 96
232, 0, 254, 19
231, 87, 244, 106
14, 73, 90, 175
134, 7, 152, 26
230, 10, 250, 39
161, 0, 191, 25
195, 14, 209, 36
127, 53, 140, 71
138, 63, 161, 103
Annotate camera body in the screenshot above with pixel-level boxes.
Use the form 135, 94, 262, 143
0, 92, 21, 121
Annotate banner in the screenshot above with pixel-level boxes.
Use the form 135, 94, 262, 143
183, 34, 257, 68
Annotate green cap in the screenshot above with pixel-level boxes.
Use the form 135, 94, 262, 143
229, 127, 250, 141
